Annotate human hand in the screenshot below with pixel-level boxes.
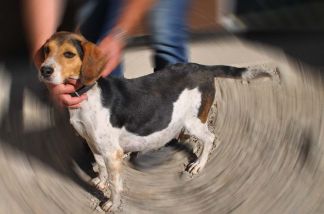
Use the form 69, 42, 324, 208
98, 28, 127, 77
46, 80, 87, 109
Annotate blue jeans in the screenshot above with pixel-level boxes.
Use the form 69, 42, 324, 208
79, 0, 190, 76
149, 0, 190, 71
79, 0, 123, 77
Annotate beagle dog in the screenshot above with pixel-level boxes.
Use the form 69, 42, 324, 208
37, 32, 279, 212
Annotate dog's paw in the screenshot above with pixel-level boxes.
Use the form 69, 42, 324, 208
101, 200, 120, 213
187, 160, 206, 175
91, 177, 108, 191
102, 201, 113, 212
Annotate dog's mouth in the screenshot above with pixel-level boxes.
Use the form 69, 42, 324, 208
39, 75, 80, 87
39, 73, 64, 85
38, 74, 51, 82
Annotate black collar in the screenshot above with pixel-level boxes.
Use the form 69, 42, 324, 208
70, 83, 96, 97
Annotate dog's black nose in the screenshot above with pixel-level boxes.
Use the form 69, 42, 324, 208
40, 66, 54, 78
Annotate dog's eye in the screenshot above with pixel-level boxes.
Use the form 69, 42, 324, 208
64, 51, 76, 58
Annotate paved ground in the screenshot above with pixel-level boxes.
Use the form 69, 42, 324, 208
0, 33, 324, 213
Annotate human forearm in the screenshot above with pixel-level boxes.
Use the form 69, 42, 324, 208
23, 0, 64, 58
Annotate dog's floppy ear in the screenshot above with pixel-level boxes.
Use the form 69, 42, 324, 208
33, 45, 45, 69
80, 41, 107, 85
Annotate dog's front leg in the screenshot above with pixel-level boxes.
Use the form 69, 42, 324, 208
101, 148, 124, 212
92, 153, 108, 190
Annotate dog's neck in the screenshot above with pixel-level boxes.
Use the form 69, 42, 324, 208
70, 82, 97, 98
69, 82, 103, 116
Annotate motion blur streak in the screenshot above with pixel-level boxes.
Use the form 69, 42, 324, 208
0, 65, 12, 123
23, 89, 54, 132
1, 0, 324, 212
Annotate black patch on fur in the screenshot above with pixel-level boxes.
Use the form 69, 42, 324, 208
97, 63, 247, 136
70, 39, 84, 60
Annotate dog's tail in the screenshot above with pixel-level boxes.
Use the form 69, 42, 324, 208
167, 63, 280, 83
206, 64, 280, 83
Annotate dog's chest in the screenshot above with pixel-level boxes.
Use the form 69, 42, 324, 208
69, 86, 117, 148
69, 104, 104, 137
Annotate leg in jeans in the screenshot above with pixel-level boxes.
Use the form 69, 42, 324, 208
79, 0, 124, 77
149, 0, 191, 71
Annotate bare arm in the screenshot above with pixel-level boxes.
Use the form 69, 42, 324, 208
23, 0, 65, 65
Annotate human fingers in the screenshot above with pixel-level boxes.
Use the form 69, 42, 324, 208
49, 84, 76, 96
60, 94, 87, 107
68, 104, 82, 109
98, 35, 123, 77
101, 54, 120, 77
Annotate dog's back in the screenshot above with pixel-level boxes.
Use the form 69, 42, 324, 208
97, 63, 219, 137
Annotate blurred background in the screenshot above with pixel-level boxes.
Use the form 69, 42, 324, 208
1, 0, 324, 213
2, 0, 324, 58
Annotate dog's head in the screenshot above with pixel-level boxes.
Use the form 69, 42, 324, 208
37, 31, 107, 85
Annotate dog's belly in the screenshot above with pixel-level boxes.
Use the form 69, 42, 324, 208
119, 122, 183, 152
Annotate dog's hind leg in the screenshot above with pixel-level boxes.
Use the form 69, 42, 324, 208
185, 117, 215, 175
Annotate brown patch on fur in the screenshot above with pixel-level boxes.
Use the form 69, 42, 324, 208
115, 149, 124, 161
56, 42, 83, 79
198, 91, 215, 123
177, 131, 190, 142
109, 150, 123, 172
